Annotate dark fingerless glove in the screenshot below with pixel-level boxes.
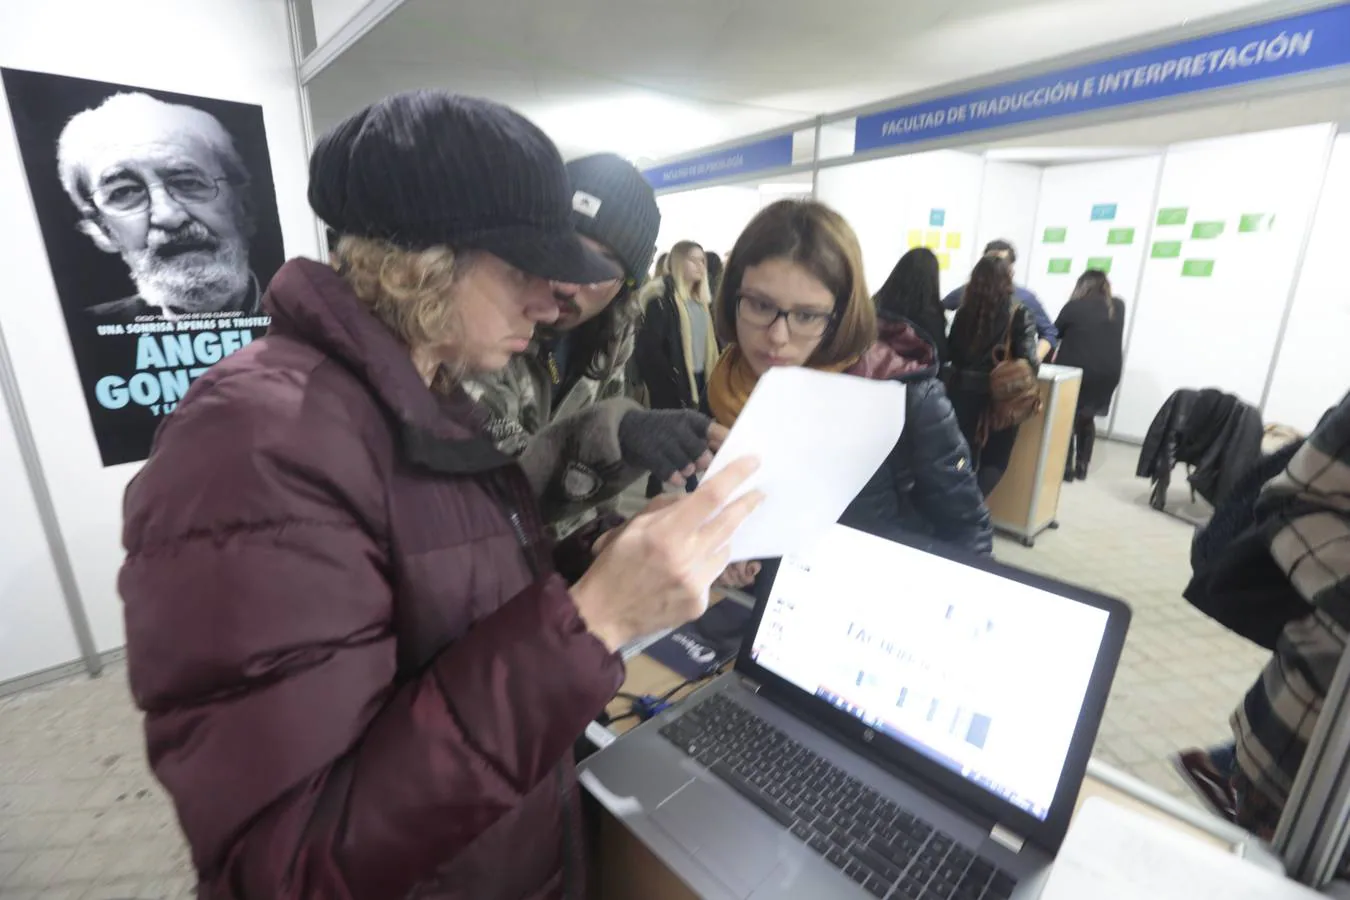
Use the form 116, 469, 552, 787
617, 408, 713, 482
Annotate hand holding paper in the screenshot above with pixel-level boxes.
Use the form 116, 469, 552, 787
704, 367, 907, 563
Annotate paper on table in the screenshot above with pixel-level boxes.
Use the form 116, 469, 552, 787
704, 367, 906, 563
1042, 798, 1321, 900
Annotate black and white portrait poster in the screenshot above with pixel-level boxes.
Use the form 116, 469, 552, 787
2, 68, 285, 467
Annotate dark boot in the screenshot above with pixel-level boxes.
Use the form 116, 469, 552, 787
1075, 416, 1095, 480
1064, 433, 1077, 482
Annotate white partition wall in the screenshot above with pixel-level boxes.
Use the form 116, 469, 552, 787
816, 150, 986, 297
974, 161, 1042, 279
656, 186, 763, 261
0, 397, 80, 684
1111, 124, 1335, 441
1023, 155, 1163, 321
0, 0, 319, 657
1263, 133, 1350, 434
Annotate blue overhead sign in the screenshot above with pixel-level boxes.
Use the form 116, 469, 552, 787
644, 134, 795, 189
855, 4, 1350, 153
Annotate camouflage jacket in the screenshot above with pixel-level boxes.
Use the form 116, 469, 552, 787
465, 317, 642, 537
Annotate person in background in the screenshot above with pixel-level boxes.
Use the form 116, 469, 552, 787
943, 239, 1056, 360
947, 256, 1040, 496
467, 153, 719, 535
653, 251, 669, 279
873, 246, 949, 364
1054, 269, 1126, 482
636, 240, 720, 494
706, 250, 725, 299
707, 199, 991, 585
118, 90, 762, 899
1223, 393, 1350, 845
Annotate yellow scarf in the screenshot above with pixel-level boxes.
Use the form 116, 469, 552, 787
672, 286, 721, 403
708, 345, 858, 428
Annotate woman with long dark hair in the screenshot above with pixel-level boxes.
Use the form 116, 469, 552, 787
1055, 269, 1126, 481
873, 247, 948, 363
947, 256, 1040, 496
706, 199, 990, 569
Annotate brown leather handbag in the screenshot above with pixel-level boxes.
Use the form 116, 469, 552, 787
979, 304, 1042, 446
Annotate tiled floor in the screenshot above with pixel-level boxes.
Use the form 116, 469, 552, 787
0, 440, 1269, 895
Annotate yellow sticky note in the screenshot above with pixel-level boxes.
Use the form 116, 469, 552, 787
907, 229, 924, 248
937, 252, 951, 271
924, 230, 942, 249
946, 232, 962, 250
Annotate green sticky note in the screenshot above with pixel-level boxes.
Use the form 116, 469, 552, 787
1086, 257, 1113, 273
1239, 213, 1275, 233
1047, 258, 1073, 274
1043, 227, 1068, 244
1156, 207, 1189, 226
1182, 259, 1215, 278
1106, 227, 1135, 245
1151, 241, 1183, 259
1192, 221, 1225, 240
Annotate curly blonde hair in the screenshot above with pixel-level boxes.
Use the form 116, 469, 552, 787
336, 235, 468, 353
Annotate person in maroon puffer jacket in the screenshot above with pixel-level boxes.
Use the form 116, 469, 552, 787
118, 91, 760, 900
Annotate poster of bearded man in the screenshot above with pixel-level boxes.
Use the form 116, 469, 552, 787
3, 68, 284, 467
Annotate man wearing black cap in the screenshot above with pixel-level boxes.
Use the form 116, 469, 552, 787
469, 152, 722, 535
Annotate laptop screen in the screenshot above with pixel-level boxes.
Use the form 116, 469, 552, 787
748, 525, 1111, 822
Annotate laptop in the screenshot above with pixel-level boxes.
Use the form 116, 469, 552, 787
578, 524, 1131, 900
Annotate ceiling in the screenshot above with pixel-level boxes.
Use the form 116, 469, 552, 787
306, 0, 1287, 163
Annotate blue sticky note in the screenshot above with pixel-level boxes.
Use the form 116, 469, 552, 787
1091, 204, 1118, 221
929, 209, 946, 227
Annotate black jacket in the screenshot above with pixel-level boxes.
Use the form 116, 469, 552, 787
1053, 295, 1125, 416
839, 318, 993, 555
635, 275, 704, 411
1137, 388, 1264, 508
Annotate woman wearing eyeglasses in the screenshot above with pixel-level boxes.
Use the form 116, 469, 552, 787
708, 199, 992, 570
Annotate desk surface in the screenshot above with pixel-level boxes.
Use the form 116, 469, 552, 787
609, 653, 1233, 851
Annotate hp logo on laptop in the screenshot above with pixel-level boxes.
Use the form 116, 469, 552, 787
863, 729, 875, 743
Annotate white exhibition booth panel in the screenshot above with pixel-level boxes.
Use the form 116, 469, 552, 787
656, 182, 813, 264
973, 161, 1043, 281
816, 150, 988, 298
1263, 134, 1350, 434
1112, 123, 1335, 440
0, 404, 80, 684
1023, 155, 1163, 322
0, 0, 321, 664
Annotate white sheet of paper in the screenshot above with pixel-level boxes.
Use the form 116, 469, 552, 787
704, 367, 906, 563
1041, 798, 1322, 900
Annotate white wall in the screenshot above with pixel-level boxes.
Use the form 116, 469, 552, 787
973, 161, 1042, 285
1263, 133, 1350, 434
0, 396, 80, 683
0, 0, 321, 654
1112, 124, 1334, 440
1023, 155, 1162, 321
312, 0, 370, 47
816, 150, 986, 297
656, 185, 764, 262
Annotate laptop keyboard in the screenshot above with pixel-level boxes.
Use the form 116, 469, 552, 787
659, 693, 1019, 900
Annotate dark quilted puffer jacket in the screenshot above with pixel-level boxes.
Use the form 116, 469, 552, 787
839, 317, 993, 555
119, 259, 622, 900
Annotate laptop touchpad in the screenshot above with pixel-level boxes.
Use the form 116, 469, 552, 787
653, 778, 781, 896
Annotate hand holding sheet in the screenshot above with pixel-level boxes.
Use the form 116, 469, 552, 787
704, 367, 906, 563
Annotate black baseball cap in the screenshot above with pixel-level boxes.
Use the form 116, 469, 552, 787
308, 91, 620, 284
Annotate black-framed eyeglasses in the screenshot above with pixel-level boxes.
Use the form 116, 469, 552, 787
92, 173, 230, 217
737, 294, 834, 338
